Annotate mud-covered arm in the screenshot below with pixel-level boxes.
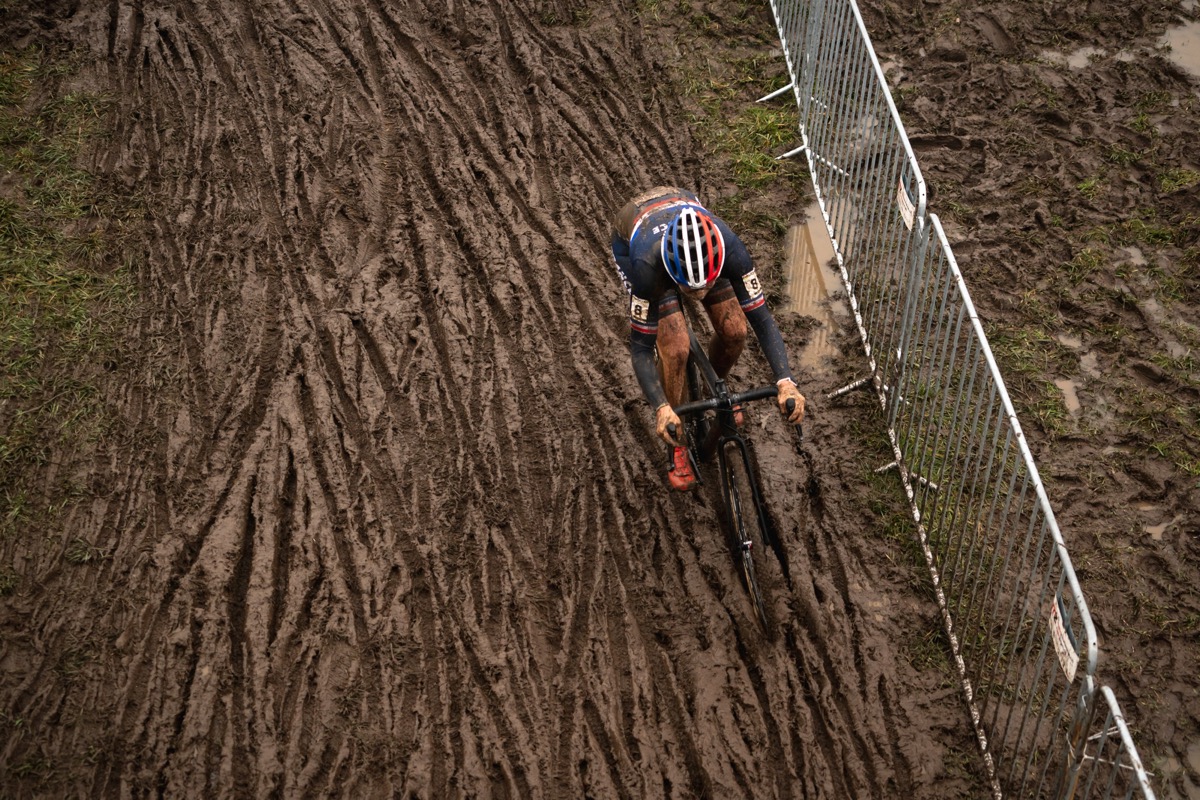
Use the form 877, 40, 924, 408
630, 328, 667, 409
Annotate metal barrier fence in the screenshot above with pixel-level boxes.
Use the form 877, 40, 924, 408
761, 0, 1157, 797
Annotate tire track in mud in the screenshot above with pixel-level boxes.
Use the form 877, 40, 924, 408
2, 1, 985, 797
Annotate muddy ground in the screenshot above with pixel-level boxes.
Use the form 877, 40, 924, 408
862, 1, 1200, 797
0, 0, 1196, 798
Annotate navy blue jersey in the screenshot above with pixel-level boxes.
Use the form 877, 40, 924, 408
611, 187, 767, 337
609, 187, 794, 409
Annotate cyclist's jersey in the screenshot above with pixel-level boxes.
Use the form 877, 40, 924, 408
610, 186, 767, 335
609, 187, 794, 409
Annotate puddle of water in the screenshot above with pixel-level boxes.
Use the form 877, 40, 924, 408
1121, 245, 1147, 266
1167, 340, 1189, 359
1144, 514, 1182, 541
1054, 378, 1082, 416
1141, 295, 1165, 324
880, 59, 903, 82
1158, 753, 1200, 800
780, 204, 847, 371
1162, 20, 1200, 79
1053, 334, 1102, 377
1055, 332, 1083, 350
1065, 46, 1105, 68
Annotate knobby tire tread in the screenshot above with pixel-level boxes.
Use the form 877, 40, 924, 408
722, 443, 771, 635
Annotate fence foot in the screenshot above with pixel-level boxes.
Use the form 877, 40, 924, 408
827, 375, 872, 400
756, 82, 795, 103
776, 144, 806, 161
875, 460, 940, 492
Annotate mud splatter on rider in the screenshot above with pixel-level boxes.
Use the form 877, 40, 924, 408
610, 186, 806, 491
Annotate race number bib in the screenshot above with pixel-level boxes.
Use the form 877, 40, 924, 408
630, 295, 651, 323
743, 269, 763, 298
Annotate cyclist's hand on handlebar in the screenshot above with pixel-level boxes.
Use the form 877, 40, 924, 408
656, 403, 684, 446
777, 378, 806, 424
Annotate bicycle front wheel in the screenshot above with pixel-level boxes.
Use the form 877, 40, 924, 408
719, 441, 771, 633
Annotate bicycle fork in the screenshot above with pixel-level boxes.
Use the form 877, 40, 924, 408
717, 435, 773, 551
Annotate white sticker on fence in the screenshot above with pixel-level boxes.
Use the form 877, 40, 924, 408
896, 176, 915, 231
1049, 597, 1079, 683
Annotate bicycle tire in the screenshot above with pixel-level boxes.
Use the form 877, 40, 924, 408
720, 442, 771, 633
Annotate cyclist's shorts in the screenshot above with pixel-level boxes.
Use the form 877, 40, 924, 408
655, 279, 736, 319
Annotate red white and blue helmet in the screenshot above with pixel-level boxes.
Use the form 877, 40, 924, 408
661, 206, 724, 289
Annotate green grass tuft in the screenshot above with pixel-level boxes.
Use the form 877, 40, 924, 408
1064, 247, 1104, 284
0, 46, 135, 538
1158, 168, 1200, 193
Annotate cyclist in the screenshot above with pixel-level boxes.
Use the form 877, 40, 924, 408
610, 186, 806, 491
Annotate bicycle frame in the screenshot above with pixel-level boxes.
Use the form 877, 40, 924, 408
658, 302, 806, 632
667, 319, 789, 630
675, 327, 778, 551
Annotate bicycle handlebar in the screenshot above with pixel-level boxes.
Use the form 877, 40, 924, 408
666, 387, 802, 463
673, 384, 778, 418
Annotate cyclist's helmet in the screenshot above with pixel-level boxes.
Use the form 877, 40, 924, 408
661, 206, 725, 289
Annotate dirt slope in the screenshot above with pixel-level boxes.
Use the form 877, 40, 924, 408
1, 1, 985, 798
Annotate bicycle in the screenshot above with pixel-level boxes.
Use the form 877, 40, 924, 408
666, 314, 803, 635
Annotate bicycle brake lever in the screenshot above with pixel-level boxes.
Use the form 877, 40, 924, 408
666, 422, 678, 469
785, 399, 804, 445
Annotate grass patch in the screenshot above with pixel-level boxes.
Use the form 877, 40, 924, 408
943, 199, 974, 222
986, 325, 1073, 376
1016, 174, 1057, 197
1123, 216, 1175, 247
663, 15, 810, 263
1079, 217, 1175, 250
1103, 143, 1141, 167
985, 324, 1077, 434
0, 46, 135, 538
1076, 174, 1103, 200
904, 624, 952, 672
1130, 112, 1156, 136
1113, 382, 1200, 477
1135, 90, 1172, 113
64, 536, 109, 564
1064, 246, 1104, 284
1158, 168, 1200, 194
685, 66, 805, 192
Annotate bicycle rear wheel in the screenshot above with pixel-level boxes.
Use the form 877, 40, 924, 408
719, 440, 771, 633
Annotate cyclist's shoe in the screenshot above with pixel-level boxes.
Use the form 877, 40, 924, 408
731, 403, 746, 430
668, 446, 698, 491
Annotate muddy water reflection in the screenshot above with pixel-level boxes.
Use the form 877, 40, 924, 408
1163, 19, 1200, 79
1054, 378, 1082, 416
780, 205, 848, 372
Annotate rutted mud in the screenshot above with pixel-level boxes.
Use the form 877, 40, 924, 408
1, 2, 985, 797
